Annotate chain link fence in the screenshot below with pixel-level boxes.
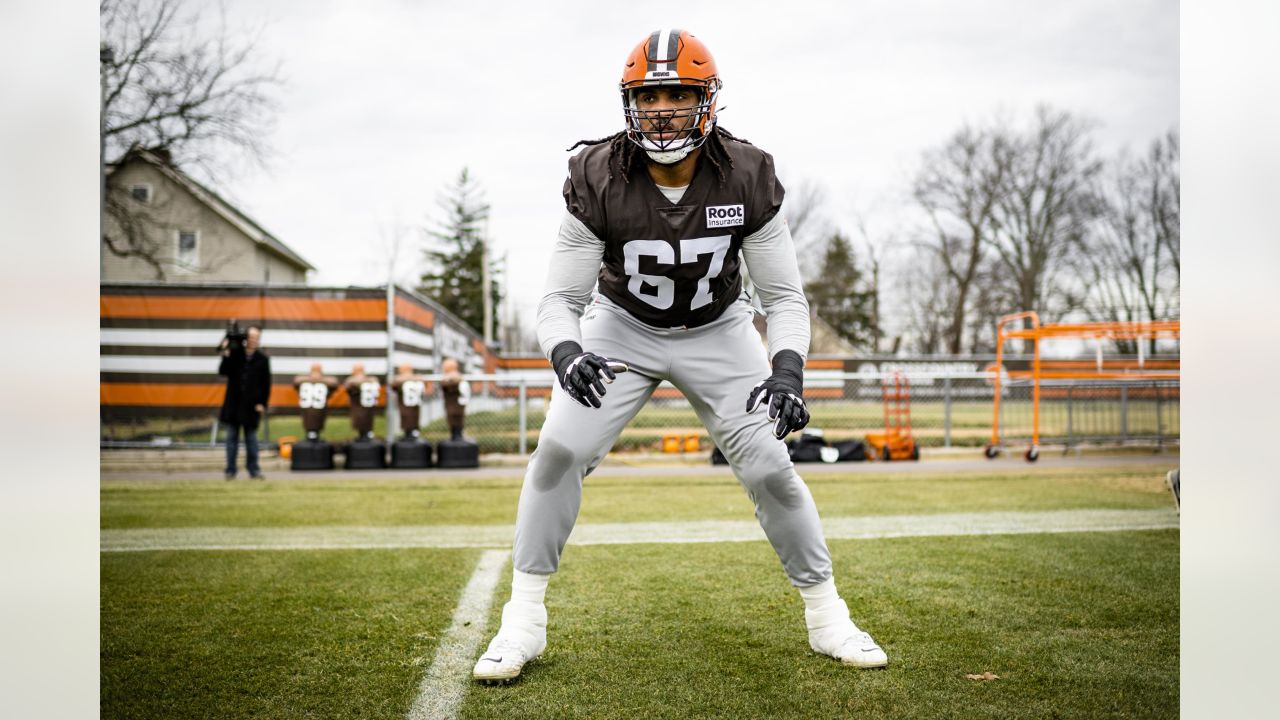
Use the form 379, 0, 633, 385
993, 378, 1181, 452
102, 372, 1179, 455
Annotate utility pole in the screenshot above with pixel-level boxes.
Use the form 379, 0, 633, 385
501, 250, 513, 351
383, 217, 403, 440
481, 216, 493, 348
385, 281, 398, 440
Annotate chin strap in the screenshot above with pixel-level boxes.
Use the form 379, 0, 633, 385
645, 146, 695, 164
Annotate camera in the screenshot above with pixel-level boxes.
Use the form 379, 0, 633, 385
224, 319, 248, 353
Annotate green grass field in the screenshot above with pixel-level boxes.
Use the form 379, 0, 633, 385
101, 462, 1178, 719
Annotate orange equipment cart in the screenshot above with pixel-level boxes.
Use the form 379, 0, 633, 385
865, 370, 919, 462
986, 311, 1180, 462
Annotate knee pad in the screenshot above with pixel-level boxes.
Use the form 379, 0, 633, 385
739, 466, 807, 511
529, 437, 593, 491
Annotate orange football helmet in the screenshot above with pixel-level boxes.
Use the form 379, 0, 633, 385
619, 29, 722, 163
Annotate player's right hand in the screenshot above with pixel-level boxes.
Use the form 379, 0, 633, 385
746, 349, 810, 440
550, 341, 627, 409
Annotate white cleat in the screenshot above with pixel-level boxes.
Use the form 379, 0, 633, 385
472, 635, 542, 684
825, 629, 889, 668
472, 601, 547, 684
807, 600, 888, 669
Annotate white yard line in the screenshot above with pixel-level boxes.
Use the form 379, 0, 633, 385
100, 508, 1177, 553
405, 549, 507, 720
102, 524, 516, 552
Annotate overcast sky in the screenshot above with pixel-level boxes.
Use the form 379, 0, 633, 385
205, 0, 1178, 333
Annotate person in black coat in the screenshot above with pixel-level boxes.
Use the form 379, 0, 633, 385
218, 325, 272, 479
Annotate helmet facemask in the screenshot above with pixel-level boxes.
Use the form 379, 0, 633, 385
622, 81, 720, 165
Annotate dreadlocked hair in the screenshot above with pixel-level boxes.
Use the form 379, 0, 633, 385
566, 126, 752, 186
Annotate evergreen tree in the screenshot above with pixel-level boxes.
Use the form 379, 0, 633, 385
805, 233, 877, 349
417, 168, 502, 339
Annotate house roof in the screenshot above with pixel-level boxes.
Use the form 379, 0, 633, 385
109, 147, 315, 272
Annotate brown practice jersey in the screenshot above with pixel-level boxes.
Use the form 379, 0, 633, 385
392, 378, 427, 432
294, 378, 338, 434
563, 137, 785, 329
440, 377, 466, 431
345, 379, 381, 435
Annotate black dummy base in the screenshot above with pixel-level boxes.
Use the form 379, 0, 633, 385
391, 437, 433, 468
291, 439, 335, 471
345, 437, 387, 470
436, 438, 479, 469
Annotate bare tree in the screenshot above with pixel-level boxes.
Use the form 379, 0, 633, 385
987, 106, 1102, 323
782, 179, 830, 278
912, 124, 1013, 353
852, 214, 889, 354
1081, 152, 1147, 331
1079, 129, 1180, 351
101, 0, 280, 175
101, 0, 281, 276
101, 171, 237, 279
501, 292, 540, 354
898, 250, 954, 355
1146, 130, 1180, 288
372, 211, 416, 286
967, 262, 1018, 353
102, 177, 175, 279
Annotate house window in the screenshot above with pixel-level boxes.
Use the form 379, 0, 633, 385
176, 230, 199, 270
129, 184, 152, 203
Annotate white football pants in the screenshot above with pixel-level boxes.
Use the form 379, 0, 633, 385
512, 296, 834, 587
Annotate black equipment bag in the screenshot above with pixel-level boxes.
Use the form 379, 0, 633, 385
787, 434, 830, 463
833, 439, 868, 462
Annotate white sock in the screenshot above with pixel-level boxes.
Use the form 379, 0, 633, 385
793, 573, 844, 614
499, 570, 549, 647
495, 599, 548, 656
798, 578, 841, 614
510, 569, 549, 606
798, 578, 858, 653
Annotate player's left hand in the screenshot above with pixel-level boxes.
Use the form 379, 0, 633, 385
747, 349, 810, 440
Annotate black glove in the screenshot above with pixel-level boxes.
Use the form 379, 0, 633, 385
746, 349, 810, 440
550, 341, 624, 409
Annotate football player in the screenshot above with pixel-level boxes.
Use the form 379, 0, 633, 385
473, 28, 887, 684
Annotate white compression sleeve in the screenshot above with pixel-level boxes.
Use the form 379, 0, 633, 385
741, 212, 812, 360
536, 211, 605, 358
